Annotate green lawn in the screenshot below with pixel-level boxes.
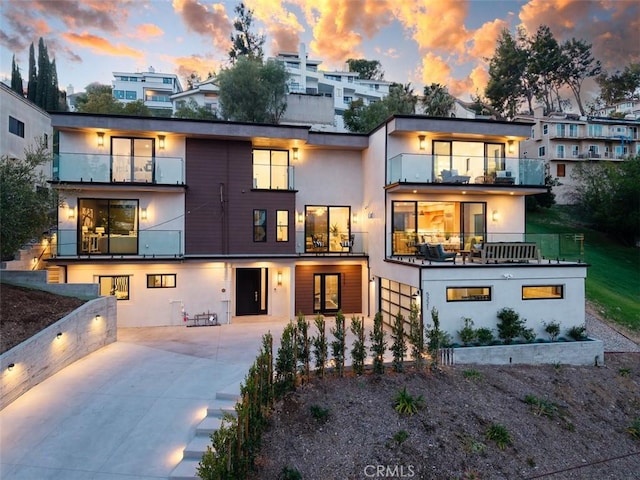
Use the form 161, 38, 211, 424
526, 206, 640, 332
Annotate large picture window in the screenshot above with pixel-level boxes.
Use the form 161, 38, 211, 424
522, 285, 563, 300
447, 287, 491, 302
78, 199, 139, 255
253, 149, 290, 190
111, 137, 154, 183
305, 205, 350, 253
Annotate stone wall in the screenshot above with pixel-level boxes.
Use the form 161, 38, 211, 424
0, 296, 116, 409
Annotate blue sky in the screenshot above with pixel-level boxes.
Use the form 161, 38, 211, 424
1, 0, 638, 102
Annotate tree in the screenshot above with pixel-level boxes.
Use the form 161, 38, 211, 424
27, 42, 37, 102
217, 57, 288, 123
35, 38, 50, 109
174, 98, 217, 120
559, 38, 601, 116
421, 83, 455, 116
10, 55, 23, 95
228, 2, 264, 63
75, 83, 124, 114
596, 63, 640, 105
343, 83, 416, 133
485, 29, 528, 119
346, 59, 384, 80
122, 100, 151, 116
571, 155, 640, 245
525, 163, 559, 212
529, 25, 564, 115
0, 142, 55, 260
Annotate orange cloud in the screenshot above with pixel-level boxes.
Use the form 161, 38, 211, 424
61, 32, 144, 59
133, 23, 164, 39
172, 0, 232, 51
245, 0, 304, 54
468, 18, 510, 62
164, 53, 224, 82
419, 52, 452, 86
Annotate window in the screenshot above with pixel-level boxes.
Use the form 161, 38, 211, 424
42, 133, 48, 149
125, 91, 137, 100
380, 278, 416, 329
8, 116, 24, 138
99, 275, 130, 300
147, 274, 176, 288
314, 273, 340, 314
543, 124, 548, 135
556, 163, 566, 177
111, 137, 154, 182
114, 90, 125, 99
556, 124, 565, 136
538, 146, 546, 157
569, 124, 578, 137
276, 210, 289, 242
163, 78, 173, 84
305, 205, 351, 253
78, 199, 139, 254
253, 209, 266, 242
588, 145, 599, 155
252, 149, 290, 190
522, 285, 563, 300
571, 145, 579, 157
447, 287, 491, 301
588, 124, 603, 137
556, 145, 565, 158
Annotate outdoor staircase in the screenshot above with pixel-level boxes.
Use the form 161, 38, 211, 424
169, 384, 241, 480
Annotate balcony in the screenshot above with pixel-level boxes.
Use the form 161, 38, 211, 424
295, 231, 367, 255
55, 229, 183, 257
387, 154, 545, 187
53, 153, 185, 185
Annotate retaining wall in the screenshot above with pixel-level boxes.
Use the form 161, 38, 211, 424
0, 296, 117, 409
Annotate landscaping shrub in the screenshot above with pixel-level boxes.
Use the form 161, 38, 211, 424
393, 386, 424, 416
350, 315, 366, 375
330, 310, 346, 377
476, 327, 494, 345
567, 324, 588, 341
391, 311, 407, 372
312, 315, 328, 377
543, 320, 561, 341
496, 307, 526, 344
370, 312, 387, 374
408, 302, 425, 368
458, 317, 476, 345
274, 323, 297, 395
485, 423, 512, 450
295, 312, 311, 383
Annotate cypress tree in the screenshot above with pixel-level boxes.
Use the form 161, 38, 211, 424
35, 37, 50, 108
27, 42, 37, 102
10, 55, 24, 95
48, 59, 60, 111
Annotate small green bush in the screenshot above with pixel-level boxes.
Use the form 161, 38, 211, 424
521, 327, 536, 343
627, 417, 640, 441
393, 386, 424, 416
619, 367, 632, 377
485, 423, 512, 450
496, 307, 525, 344
462, 369, 482, 380
524, 394, 559, 419
458, 317, 476, 345
543, 320, 561, 341
476, 327, 494, 345
567, 324, 588, 341
393, 429, 409, 444
309, 405, 330, 423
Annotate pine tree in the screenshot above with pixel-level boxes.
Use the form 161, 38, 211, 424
27, 42, 37, 102
10, 55, 23, 95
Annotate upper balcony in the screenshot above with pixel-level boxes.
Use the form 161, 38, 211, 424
387, 154, 545, 189
53, 153, 185, 186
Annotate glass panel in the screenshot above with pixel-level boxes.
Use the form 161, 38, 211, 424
392, 201, 416, 254
306, 206, 328, 251
433, 141, 451, 179
253, 209, 266, 242
271, 150, 289, 190
446, 287, 491, 301
133, 138, 153, 182
452, 141, 484, 177
253, 150, 270, 188
314, 275, 321, 311
111, 138, 132, 182
461, 203, 485, 251
485, 143, 505, 175
417, 201, 458, 246
276, 210, 288, 242
324, 274, 339, 310
328, 206, 349, 252
522, 285, 563, 299
99, 276, 129, 300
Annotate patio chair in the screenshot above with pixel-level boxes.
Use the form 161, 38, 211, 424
419, 243, 457, 263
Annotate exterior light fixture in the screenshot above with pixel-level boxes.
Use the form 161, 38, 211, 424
412, 289, 421, 297
97, 132, 105, 147
67, 207, 75, 220
508, 140, 515, 154
292, 147, 299, 161
95, 314, 101, 322
297, 212, 304, 224
158, 135, 165, 150
352, 212, 358, 224
277, 271, 283, 286
418, 135, 426, 150
140, 208, 147, 220
492, 210, 500, 222
56, 332, 63, 340
8, 363, 15, 371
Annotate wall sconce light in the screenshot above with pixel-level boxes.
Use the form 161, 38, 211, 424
97, 132, 105, 147
292, 147, 299, 161
492, 210, 500, 222
297, 212, 304, 224
508, 140, 515, 154
418, 135, 426, 150
140, 208, 147, 220
56, 332, 63, 340
412, 289, 421, 297
8, 363, 15, 371
352, 212, 358, 224
67, 207, 75, 220
95, 314, 101, 322
277, 271, 283, 286
158, 135, 165, 150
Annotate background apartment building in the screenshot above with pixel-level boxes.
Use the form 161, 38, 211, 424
112, 67, 183, 115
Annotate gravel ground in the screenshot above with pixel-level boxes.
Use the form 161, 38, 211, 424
585, 313, 640, 353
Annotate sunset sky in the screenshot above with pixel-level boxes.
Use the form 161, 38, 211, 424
1, 0, 639, 102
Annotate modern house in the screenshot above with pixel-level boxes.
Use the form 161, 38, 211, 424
111, 67, 183, 114
48, 112, 588, 341
170, 77, 220, 117
519, 110, 640, 204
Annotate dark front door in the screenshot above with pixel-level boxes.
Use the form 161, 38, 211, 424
236, 268, 267, 315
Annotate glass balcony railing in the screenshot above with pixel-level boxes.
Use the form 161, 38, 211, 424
295, 230, 367, 254
55, 229, 183, 257
53, 153, 185, 184
387, 231, 585, 262
387, 154, 545, 186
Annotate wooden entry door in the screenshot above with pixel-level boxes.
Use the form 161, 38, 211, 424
236, 268, 267, 315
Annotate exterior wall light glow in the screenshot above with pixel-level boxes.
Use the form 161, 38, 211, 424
292, 147, 299, 161
140, 208, 147, 220
56, 332, 63, 340
277, 271, 283, 286
297, 212, 304, 224
492, 210, 500, 222
95, 314, 101, 322
352, 212, 358, 224
8, 363, 15, 371
418, 135, 426, 150
97, 132, 105, 147
67, 207, 75, 220
158, 135, 165, 150
508, 140, 515, 154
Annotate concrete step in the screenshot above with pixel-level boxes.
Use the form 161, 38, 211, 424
215, 381, 242, 401
169, 458, 200, 480
196, 415, 223, 435
207, 404, 237, 418
183, 434, 213, 459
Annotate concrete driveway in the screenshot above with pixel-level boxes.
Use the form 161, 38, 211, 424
0, 318, 287, 479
